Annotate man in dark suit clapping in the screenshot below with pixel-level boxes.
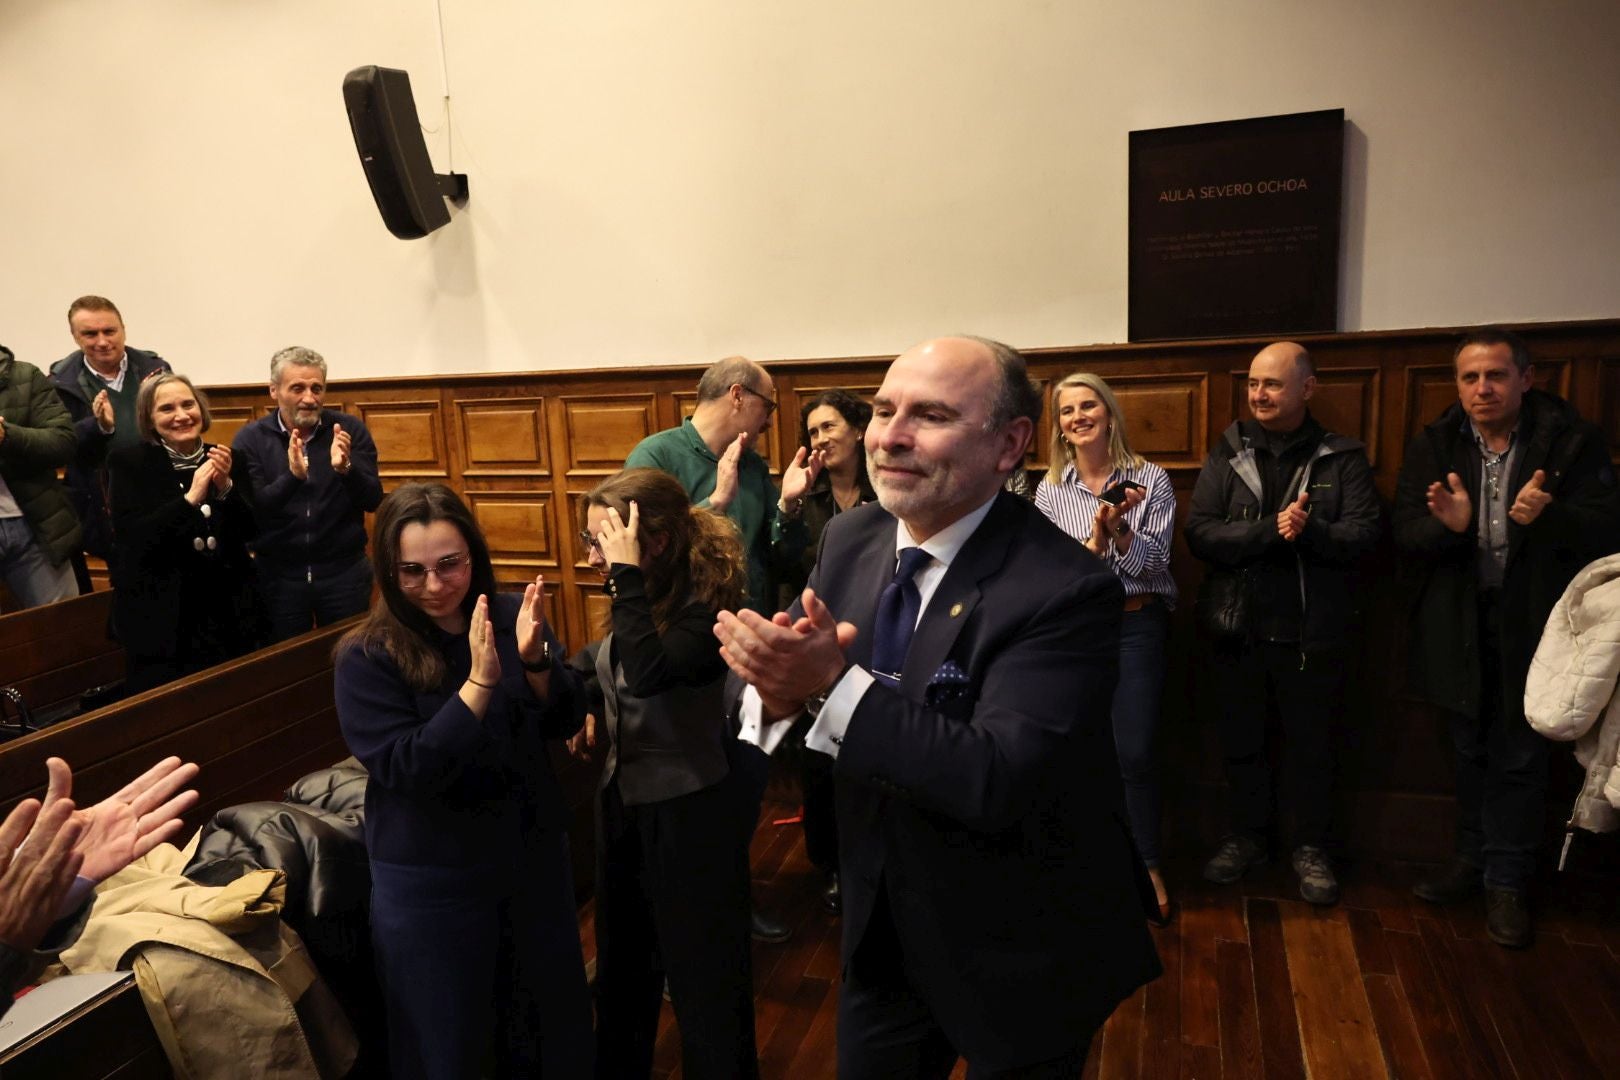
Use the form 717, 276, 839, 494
716, 336, 1160, 1078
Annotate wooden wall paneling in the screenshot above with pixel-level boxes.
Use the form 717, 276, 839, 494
357, 399, 449, 477
1402, 366, 1460, 445
456, 395, 550, 479
207, 405, 259, 449
1533, 358, 1572, 399
1312, 367, 1381, 464
1600, 359, 1620, 457
578, 585, 613, 651
465, 490, 556, 586
1101, 371, 1210, 472
561, 393, 658, 478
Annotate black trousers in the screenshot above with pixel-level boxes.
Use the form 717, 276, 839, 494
592, 774, 758, 1079
369, 829, 593, 1079
1449, 592, 1551, 889
837, 887, 1093, 1079
1208, 641, 1342, 848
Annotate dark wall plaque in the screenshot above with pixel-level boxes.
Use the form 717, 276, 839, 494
1129, 109, 1343, 341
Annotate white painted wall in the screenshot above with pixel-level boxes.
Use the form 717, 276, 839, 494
2, 0, 1616, 384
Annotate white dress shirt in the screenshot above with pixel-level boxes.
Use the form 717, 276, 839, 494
737, 494, 999, 757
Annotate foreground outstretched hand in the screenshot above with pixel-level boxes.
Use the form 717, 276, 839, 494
42, 755, 200, 884
0, 797, 84, 950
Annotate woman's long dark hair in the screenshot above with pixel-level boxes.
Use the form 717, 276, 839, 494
336, 482, 499, 691
799, 389, 872, 484
582, 468, 746, 634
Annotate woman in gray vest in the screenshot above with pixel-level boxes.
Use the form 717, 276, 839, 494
569, 467, 759, 1079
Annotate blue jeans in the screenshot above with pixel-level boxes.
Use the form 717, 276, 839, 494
1113, 603, 1170, 867
258, 556, 373, 642
0, 516, 77, 612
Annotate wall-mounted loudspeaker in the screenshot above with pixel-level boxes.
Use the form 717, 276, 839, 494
342, 65, 469, 240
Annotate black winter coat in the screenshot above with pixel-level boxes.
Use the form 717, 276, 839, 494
1393, 389, 1620, 720
1185, 416, 1383, 653
107, 440, 265, 674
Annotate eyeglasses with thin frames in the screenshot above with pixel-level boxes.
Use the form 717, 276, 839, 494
577, 530, 603, 557
739, 384, 778, 418
397, 551, 471, 591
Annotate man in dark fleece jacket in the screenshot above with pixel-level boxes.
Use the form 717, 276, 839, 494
1186, 341, 1382, 908
48, 295, 171, 589
1395, 327, 1620, 948
233, 346, 382, 641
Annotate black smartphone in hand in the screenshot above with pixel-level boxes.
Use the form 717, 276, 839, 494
1099, 480, 1145, 506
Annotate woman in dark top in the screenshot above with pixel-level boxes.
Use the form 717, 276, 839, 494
781, 389, 876, 604
107, 373, 263, 693
779, 389, 874, 914
334, 482, 591, 1079
567, 467, 757, 1080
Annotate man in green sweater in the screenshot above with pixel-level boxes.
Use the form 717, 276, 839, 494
624, 355, 822, 614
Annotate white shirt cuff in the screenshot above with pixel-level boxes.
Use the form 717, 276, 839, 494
804, 666, 873, 759
737, 687, 799, 756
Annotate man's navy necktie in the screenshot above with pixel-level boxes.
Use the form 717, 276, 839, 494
869, 547, 933, 688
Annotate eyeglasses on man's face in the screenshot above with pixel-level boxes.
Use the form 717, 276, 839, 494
739, 383, 778, 418
397, 551, 471, 590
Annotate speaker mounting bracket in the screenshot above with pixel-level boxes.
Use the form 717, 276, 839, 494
436, 172, 469, 207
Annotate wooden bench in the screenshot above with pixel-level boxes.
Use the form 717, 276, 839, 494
0, 619, 352, 822
0, 591, 124, 727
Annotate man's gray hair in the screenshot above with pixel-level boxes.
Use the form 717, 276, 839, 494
696, 355, 765, 404
270, 346, 328, 385
963, 336, 1042, 431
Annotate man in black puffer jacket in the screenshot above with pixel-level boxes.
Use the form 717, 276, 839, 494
1186, 342, 1382, 908
1395, 327, 1620, 948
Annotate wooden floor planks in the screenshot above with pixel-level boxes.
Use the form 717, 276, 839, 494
572, 805, 1620, 1078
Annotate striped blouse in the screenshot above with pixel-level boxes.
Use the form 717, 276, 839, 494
1034, 460, 1179, 608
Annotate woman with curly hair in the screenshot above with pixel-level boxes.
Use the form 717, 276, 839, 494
569, 467, 759, 1079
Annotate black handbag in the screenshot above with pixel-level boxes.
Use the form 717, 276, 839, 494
1195, 568, 1252, 644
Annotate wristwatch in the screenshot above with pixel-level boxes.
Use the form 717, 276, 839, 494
519, 640, 553, 672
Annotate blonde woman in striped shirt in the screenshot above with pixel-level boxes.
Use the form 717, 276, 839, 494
1034, 372, 1178, 923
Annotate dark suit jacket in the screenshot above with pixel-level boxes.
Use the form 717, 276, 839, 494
802, 491, 1161, 1068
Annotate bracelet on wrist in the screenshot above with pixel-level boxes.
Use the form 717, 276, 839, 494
467, 677, 496, 689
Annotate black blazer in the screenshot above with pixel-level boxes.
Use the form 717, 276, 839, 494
802, 492, 1161, 1068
